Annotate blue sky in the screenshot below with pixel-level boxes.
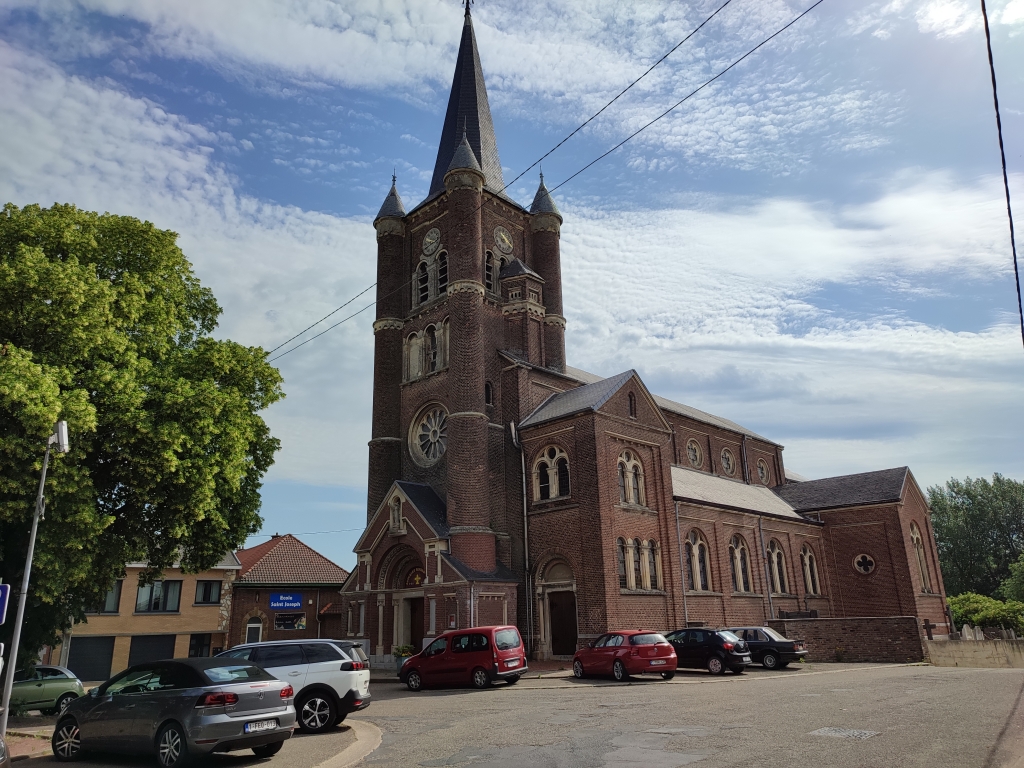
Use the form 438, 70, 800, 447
1, 0, 1022, 570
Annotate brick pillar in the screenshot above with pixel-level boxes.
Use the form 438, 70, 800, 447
368, 216, 406, 520
444, 164, 496, 573
531, 212, 565, 372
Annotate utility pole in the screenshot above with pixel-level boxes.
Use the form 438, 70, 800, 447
0, 421, 69, 738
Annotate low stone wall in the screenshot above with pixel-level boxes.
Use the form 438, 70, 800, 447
768, 616, 925, 663
927, 639, 1024, 668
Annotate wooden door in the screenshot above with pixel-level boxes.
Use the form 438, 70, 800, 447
548, 591, 578, 656
409, 598, 425, 650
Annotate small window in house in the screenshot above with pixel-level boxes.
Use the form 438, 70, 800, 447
89, 580, 123, 614
188, 633, 212, 657
628, 392, 637, 418
195, 581, 221, 605
136, 580, 182, 613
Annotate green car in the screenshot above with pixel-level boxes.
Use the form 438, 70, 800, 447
10, 665, 85, 715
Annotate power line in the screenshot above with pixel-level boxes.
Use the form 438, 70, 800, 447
265, 1, 735, 361
979, 0, 1023, 352
250, 528, 367, 538
267, 0, 826, 362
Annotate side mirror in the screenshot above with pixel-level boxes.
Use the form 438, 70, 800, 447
586, 642, 594, 649
89, 687, 99, 698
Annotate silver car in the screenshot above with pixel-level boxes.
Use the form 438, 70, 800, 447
51, 657, 296, 766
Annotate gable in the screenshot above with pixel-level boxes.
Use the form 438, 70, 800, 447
596, 372, 672, 432
355, 480, 449, 552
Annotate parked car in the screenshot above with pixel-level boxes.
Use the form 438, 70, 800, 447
726, 627, 807, 669
51, 657, 295, 766
665, 628, 751, 674
217, 639, 370, 733
0, 730, 9, 768
572, 631, 677, 682
399, 625, 528, 691
9, 665, 85, 715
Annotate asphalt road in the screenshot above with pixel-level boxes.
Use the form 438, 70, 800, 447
350, 662, 1024, 768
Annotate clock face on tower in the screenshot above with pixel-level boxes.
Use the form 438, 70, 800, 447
493, 226, 513, 254
422, 228, 441, 255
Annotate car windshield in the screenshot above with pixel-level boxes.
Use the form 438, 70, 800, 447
202, 664, 275, 684
717, 631, 741, 642
762, 627, 789, 641
494, 629, 521, 650
629, 633, 668, 645
664, 630, 685, 641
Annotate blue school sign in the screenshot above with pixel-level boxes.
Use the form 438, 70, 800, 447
269, 592, 303, 610
0, 583, 10, 625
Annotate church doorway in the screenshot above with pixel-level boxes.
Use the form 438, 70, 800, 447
548, 591, 578, 656
406, 597, 425, 649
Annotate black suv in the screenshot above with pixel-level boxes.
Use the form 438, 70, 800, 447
726, 627, 807, 669
665, 628, 751, 674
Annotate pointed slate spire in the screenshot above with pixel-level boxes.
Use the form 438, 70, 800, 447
375, 174, 406, 221
446, 130, 483, 176
428, 5, 504, 197
530, 172, 562, 219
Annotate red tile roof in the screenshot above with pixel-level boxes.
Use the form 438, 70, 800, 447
235, 534, 349, 585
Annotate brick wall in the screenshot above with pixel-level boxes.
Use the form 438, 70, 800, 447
768, 616, 925, 662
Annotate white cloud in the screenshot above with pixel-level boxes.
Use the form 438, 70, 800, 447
915, 0, 979, 37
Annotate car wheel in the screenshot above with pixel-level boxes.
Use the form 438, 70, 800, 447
56, 692, 77, 715
731, 667, 745, 675
707, 656, 725, 675
471, 668, 491, 689
572, 660, 586, 679
505, 674, 521, 685
298, 692, 337, 733
156, 722, 190, 767
52, 718, 83, 762
762, 652, 779, 669
612, 660, 630, 682
661, 671, 676, 681
406, 670, 423, 692
252, 740, 285, 758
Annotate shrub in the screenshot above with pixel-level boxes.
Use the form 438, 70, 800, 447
948, 592, 1024, 634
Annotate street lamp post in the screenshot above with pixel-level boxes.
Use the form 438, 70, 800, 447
0, 421, 69, 738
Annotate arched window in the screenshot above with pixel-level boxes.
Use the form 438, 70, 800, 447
406, 332, 423, 380
631, 538, 643, 591
440, 318, 450, 368
767, 539, 788, 594
416, 262, 429, 304
485, 381, 493, 406
800, 544, 820, 596
729, 535, 751, 593
910, 523, 933, 593
628, 392, 637, 418
533, 446, 570, 501
616, 538, 627, 589
425, 326, 438, 373
245, 616, 263, 644
484, 250, 495, 292
618, 450, 645, 506
686, 530, 711, 592
646, 541, 660, 591
437, 252, 448, 294
389, 496, 403, 531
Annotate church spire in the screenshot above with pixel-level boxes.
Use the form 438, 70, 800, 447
427, 5, 504, 197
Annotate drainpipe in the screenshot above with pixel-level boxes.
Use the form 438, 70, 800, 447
758, 516, 775, 621
511, 422, 533, 656
674, 502, 689, 627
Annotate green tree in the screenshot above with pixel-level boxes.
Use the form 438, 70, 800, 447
947, 592, 1024, 634
0, 203, 283, 667
928, 474, 1024, 597
999, 553, 1024, 601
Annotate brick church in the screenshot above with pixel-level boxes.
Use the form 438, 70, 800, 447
337, 6, 949, 659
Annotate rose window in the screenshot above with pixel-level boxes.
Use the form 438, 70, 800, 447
853, 554, 876, 574
412, 406, 448, 464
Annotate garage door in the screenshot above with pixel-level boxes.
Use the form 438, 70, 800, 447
67, 636, 115, 683
128, 634, 178, 667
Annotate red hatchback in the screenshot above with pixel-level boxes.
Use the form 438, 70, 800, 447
399, 626, 529, 691
572, 631, 677, 682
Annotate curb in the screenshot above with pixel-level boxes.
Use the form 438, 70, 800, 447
315, 718, 383, 768
6, 729, 50, 740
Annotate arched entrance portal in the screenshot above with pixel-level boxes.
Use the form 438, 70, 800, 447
538, 560, 578, 658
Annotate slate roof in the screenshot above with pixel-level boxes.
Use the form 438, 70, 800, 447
443, 553, 519, 583
396, 481, 450, 537
374, 179, 406, 221
671, 465, 807, 521
519, 370, 636, 428
529, 174, 561, 219
498, 258, 542, 280
562, 366, 777, 445
236, 534, 349, 585
428, 6, 505, 198
774, 467, 909, 512
446, 132, 483, 175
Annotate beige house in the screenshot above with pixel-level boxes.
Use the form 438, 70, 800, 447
47, 553, 240, 682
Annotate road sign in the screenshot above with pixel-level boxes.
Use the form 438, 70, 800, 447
0, 584, 9, 625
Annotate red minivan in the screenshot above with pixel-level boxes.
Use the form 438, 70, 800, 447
398, 625, 529, 691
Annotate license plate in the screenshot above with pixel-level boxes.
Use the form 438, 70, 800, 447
244, 719, 278, 734
650, 659, 667, 665
742, 656, 751, 663
506, 659, 519, 668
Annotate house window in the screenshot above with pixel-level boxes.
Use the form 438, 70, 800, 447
685, 530, 712, 592
729, 535, 751, 593
800, 544, 820, 596
136, 580, 182, 613
618, 450, 645, 506
437, 252, 448, 294
533, 446, 570, 501
195, 580, 221, 605
628, 392, 637, 418
910, 523, 933, 593
246, 617, 263, 644
416, 262, 430, 304
616, 538, 627, 589
188, 633, 212, 657
88, 580, 123, 614
767, 539, 788, 594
